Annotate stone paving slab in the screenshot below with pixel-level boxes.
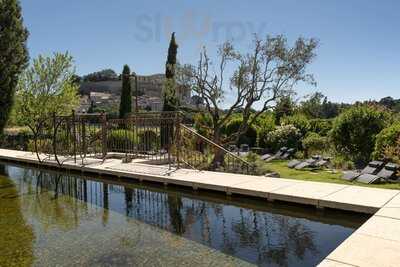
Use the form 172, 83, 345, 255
269, 181, 349, 206
375, 193, 400, 220
317, 259, 357, 267
326, 232, 400, 267
228, 178, 298, 198
320, 186, 400, 214
355, 215, 400, 242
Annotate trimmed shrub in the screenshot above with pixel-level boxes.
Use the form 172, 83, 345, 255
330, 105, 391, 165
373, 122, 400, 160
302, 132, 329, 157
265, 125, 302, 152
107, 129, 137, 152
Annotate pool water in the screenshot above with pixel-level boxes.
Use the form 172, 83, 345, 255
0, 162, 368, 266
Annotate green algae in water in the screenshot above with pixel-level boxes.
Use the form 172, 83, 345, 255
1, 165, 253, 267
0, 169, 34, 267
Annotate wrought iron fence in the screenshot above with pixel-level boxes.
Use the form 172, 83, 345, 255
177, 124, 252, 174
32, 111, 253, 174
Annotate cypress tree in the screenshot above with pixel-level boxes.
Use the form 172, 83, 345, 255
119, 65, 132, 118
163, 32, 179, 112
165, 32, 178, 79
0, 0, 29, 134
161, 33, 179, 147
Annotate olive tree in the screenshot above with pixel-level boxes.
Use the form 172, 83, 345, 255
183, 35, 317, 165
15, 52, 79, 161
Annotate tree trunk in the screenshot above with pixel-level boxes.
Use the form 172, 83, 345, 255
211, 128, 225, 170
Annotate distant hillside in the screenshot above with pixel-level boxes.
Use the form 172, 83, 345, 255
79, 80, 122, 95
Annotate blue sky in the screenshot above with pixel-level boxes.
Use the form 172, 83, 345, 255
20, 0, 400, 103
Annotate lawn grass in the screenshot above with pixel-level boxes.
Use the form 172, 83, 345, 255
264, 160, 400, 190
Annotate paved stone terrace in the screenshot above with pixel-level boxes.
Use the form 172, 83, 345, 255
0, 148, 399, 266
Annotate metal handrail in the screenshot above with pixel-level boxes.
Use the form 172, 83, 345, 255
179, 124, 252, 168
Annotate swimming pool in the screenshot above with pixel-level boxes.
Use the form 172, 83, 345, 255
0, 162, 368, 266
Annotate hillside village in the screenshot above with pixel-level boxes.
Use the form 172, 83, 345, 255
77, 72, 194, 114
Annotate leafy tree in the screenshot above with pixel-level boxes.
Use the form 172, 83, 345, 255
0, 0, 29, 134
184, 35, 317, 166
119, 65, 132, 118
379, 96, 400, 112
300, 92, 325, 118
223, 116, 258, 147
274, 95, 295, 124
82, 69, 118, 82
331, 105, 391, 166
300, 92, 343, 119
15, 52, 80, 160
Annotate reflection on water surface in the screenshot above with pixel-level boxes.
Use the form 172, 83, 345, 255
0, 163, 368, 266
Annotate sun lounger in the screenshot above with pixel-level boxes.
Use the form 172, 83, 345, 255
276, 147, 288, 158
342, 171, 360, 181
377, 163, 399, 181
261, 153, 273, 160
264, 147, 288, 162
361, 160, 384, 174
295, 158, 318, 170
342, 160, 385, 181
357, 173, 383, 184
281, 148, 295, 160
287, 159, 302, 168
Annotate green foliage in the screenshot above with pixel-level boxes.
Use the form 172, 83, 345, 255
107, 129, 137, 152
331, 105, 391, 165
302, 132, 329, 156
166, 32, 178, 79
299, 92, 344, 119
194, 113, 213, 138
309, 119, 333, 136
280, 113, 310, 136
256, 113, 276, 148
162, 79, 180, 112
243, 152, 271, 175
82, 69, 118, 82
373, 122, 400, 160
119, 65, 132, 118
223, 117, 258, 147
0, 0, 29, 134
383, 136, 400, 165
274, 95, 295, 124
331, 155, 355, 170
15, 52, 79, 134
266, 125, 302, 151
138, 130, 159, 151
163, 33, 180, 112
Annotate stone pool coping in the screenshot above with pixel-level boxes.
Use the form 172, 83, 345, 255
0, 149, 399, 266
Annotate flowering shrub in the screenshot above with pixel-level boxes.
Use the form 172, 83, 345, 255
266, 124, 301, 151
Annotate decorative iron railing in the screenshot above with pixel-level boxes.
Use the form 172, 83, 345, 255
177, 124, 252, 174
31, 111, 253, 174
